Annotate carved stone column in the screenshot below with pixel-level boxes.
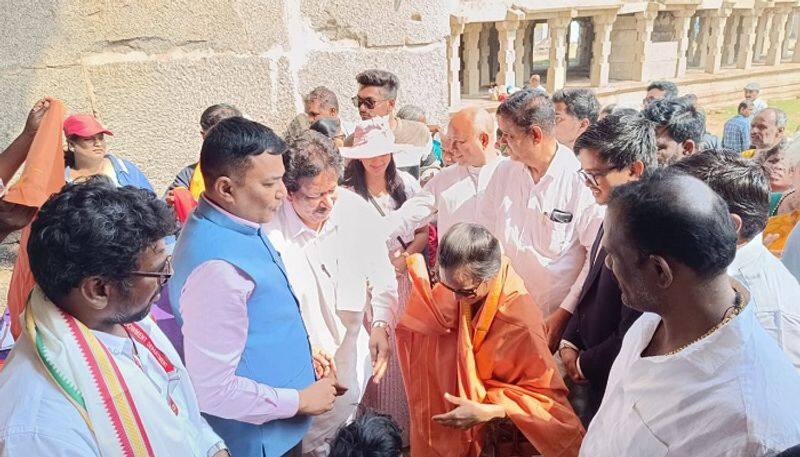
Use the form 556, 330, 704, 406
479, 23, 491, 85
697, 14, 712, 67
672, 9, 696, 77
737, 9, 758, 69
633, 5, 659, 81
767, 7, 791, 65
514, 22, 527, 84
722, 13, 740, 66
547, 14, 572, 92
705, 4, 733, 74
496, 19, 520, 88
447, 19, 465, 106
462, 23, 482, 96
590, 13, 617, 86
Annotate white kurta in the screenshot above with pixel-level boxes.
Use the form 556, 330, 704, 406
728, 233, 800, 371
581, 297, 800, 457
480, 144, 605, 316
265, 188, 399, 456
384, 156, 506, 240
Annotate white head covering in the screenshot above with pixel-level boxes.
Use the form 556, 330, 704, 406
339, 117, 399, 159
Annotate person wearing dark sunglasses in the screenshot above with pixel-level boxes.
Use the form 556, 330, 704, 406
350, 69, 432, 179
396, 222, 584, 456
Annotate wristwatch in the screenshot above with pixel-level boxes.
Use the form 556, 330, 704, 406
372, 320, 389, 333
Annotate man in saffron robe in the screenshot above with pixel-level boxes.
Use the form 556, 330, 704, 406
396, 223, 584, 457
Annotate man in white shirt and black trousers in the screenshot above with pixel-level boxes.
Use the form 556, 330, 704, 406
485, 89, 605, 351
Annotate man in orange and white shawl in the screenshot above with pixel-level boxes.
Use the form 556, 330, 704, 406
0, 177, 227, 457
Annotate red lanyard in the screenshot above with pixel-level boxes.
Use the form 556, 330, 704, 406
123, 323, 180, 416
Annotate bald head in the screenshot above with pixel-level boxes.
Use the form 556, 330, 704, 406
447, 107, 498, 167
608, 169, 737, 279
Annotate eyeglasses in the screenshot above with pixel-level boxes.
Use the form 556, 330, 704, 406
351, 96, 389, 110
130, 256, 173, 287
439, 279, 483, 299
578, 166, 621, 187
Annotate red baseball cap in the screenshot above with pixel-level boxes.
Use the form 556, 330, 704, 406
63, 114, 114, 137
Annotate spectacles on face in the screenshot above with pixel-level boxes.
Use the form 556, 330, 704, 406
578, 166, 621, 187
351, 96, 389, 110
438, 279, 482, 299
130, 256, 173, 287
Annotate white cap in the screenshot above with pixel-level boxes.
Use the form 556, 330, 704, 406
744, 82, 761, 91
339, 117, 399, 159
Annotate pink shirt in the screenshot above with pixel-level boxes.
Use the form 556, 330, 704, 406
179, 197, 300, 425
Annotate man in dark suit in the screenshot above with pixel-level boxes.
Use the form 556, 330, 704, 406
559, 112, 658, 420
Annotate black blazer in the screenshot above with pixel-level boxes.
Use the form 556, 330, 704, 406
563, 225, 641, 412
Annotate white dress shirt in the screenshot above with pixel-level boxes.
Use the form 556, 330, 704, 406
384, 156, 506, 240
581, 297, 800, 457
0, 317, 224, 457
480, 144, 605, 316
728, 233, 800, 371
266, 188, 399, 455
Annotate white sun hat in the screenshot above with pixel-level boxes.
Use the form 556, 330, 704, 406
339, 117, 400, 159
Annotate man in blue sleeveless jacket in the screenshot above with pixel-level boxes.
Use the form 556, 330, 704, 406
170, 117, 337, 457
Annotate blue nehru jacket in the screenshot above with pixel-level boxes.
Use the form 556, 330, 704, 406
169, 197, 315, 457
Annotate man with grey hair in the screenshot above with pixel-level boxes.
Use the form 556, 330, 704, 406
396, 223, 584, 456
382, 106, 505, 242
743, 107, 787, 159
744, 82, 768, 114
266, 131, 399, 456
351, 69, 431, 178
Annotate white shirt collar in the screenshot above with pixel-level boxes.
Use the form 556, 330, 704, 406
93, 328, 134, 357
728, 233, 765, 275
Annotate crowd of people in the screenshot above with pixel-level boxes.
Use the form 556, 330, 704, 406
0, 68, 799, 457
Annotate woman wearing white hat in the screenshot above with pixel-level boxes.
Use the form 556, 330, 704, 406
340, 117, 427, 442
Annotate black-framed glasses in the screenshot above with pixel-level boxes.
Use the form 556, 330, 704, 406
578, 166, 621, 187
439, 280, 482, 299
130, 256, 173, 287
351, 96, 389, 110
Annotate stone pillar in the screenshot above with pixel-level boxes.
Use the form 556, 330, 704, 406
479, 23, 491, 86
737, 10, 758, 69
783, 11, 794, 57
722, 13, 740, 66
590, 13, 616, 87
705, 6, 732, 74
462, 23, 482, 96
697, 13, 712, 68
547, 15, 572, 92
496, 19, 519, 88
521, 23, 532, 81
754, 12, 771, 61
672, 9, 696, 77
767, 7, 791, 65
447, 20, 465, 106
687, 15, 698, 64
793, 10, 800, 62
633, 6, 659, 82
578, 19, 593, 69
514, 23, 527, 84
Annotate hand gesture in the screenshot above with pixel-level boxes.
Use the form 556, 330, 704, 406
559, 346, 587, 384
369, 325, 391, 384
24, 98, 52, 136
431, 393, 506, 429
297, 377, 336, 416
311, 347, 337, 380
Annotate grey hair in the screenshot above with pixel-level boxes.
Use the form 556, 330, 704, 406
761, 107, 788, 129
437, 223, 502, 282
397, 105, 426, 123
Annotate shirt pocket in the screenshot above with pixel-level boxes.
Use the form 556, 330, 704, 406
612, 402, 669, 456
536, 213, 569, 259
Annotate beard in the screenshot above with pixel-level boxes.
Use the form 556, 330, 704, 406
103, 283, 158, 326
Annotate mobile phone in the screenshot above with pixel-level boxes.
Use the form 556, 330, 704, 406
549, 209, 573, 224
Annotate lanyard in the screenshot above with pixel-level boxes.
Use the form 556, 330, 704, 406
123, 323, 180, 416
